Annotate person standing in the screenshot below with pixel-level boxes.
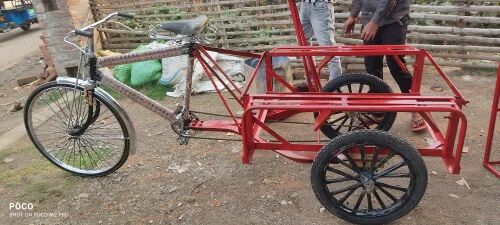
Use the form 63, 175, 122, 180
343, 0, 426, 132
295, 0, 342, 91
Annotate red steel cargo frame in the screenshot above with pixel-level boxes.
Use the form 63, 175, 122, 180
483, 65, 500, 178
189, 44, 468, 174
185, 1, 469, 175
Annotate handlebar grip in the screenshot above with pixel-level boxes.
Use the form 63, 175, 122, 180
118, 12, 134, 19
75, 29, 93, 38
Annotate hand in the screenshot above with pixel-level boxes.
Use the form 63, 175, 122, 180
361, 21, 379, 41
343, 16, 357, 36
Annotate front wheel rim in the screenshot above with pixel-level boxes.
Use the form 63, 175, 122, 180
26, 85, 128, 175
320, 144, 415, 217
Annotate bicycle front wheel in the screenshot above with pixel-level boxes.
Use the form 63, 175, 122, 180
24, 82, 130, 176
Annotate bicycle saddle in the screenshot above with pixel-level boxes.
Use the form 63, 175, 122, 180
160, 15, 209, 36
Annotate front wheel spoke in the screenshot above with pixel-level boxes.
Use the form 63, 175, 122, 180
380, 173, 412, 178
374, 152, 395, 171
48, 139, 72, 156
373, 189, 386, 209
359, 144, 367, 170
357, 114, 371, 129
326, 177, 354, 184
80, 135, 125, 140
80, 137, 107, 170
326, 115, 348, 126
327, 166, 358, 180
75, 140, 88, 170
358, 83, 365, 93
76, 140, 97, 170
361, 113, 380, 125
370, 146, 380, 173
335, 116, 350, 132
352, 191, 365, 212
367, 193, 373, 211
41, 98, 70, 127
338, 186, 359, 204
343, 152, 362, 173
376, 182, 408, 192
81, 134, 121, 150
40, 136, 69, 150
330, 183, 363, 196
347, 118, 355, 132
374, 161, 407, 179
331, 157, 359, 174
376, 185, 398, 203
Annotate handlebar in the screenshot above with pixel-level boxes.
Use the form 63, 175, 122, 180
75, 29, 93, 38
64, 12, 134, 53
118, 12, 134, 19
74, 12, 134, 37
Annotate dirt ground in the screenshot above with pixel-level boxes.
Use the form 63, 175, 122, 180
0, 24, 42, 72
0, 33, 499, 224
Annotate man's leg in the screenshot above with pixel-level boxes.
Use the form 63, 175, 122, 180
299, 3, 314, 41
380, 23, 412, 93
309, 2, 342, 80
363, 29, 384, 79
293, 3, 315, 92
379, 22, 425, 132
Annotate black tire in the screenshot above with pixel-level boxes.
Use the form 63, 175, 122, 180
311, 130, 427, 225
20, 23, 31, 31
319, 73, 397, 139
24, 82, 130, 177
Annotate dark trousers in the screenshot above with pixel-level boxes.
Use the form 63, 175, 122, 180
363, 22, 413, 93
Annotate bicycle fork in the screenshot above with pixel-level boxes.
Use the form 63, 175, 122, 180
71, 55, 102, 136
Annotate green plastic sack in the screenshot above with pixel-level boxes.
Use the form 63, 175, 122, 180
130, 59, 163, 87
113, 64, 132, 84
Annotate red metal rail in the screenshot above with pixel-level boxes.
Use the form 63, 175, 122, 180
241, 93, 467, 174
483, 65, 500, 178
187, 44, 469, 174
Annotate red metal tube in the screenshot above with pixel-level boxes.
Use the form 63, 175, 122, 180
483, 65, 500, 178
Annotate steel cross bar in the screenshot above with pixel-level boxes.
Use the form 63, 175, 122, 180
483, 65, 500, 178
268, 45, 422, 57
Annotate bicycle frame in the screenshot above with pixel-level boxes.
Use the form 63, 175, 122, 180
94, 42, 261, 126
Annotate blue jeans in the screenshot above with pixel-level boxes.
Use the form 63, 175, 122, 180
300, 1, 342, 80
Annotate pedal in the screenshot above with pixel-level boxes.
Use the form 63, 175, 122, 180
177, 136, 189, 145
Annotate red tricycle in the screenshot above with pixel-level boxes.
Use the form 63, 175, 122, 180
23, 2, 469, 225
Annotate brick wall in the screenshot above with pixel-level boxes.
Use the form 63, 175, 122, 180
33, 0, 89, 76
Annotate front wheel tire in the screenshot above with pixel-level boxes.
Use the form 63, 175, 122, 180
311, 130, 427, 225
20, 23, 31, 31
24, 82, 130, 177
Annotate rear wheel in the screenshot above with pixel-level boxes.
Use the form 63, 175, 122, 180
20, 23, 31, 31
311, 130, 427, 225
24, 82, 130, 176
319, 73, 397, 139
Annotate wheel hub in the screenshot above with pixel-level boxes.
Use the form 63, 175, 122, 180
68, 125, 82, 136
360, 173, 376, 194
